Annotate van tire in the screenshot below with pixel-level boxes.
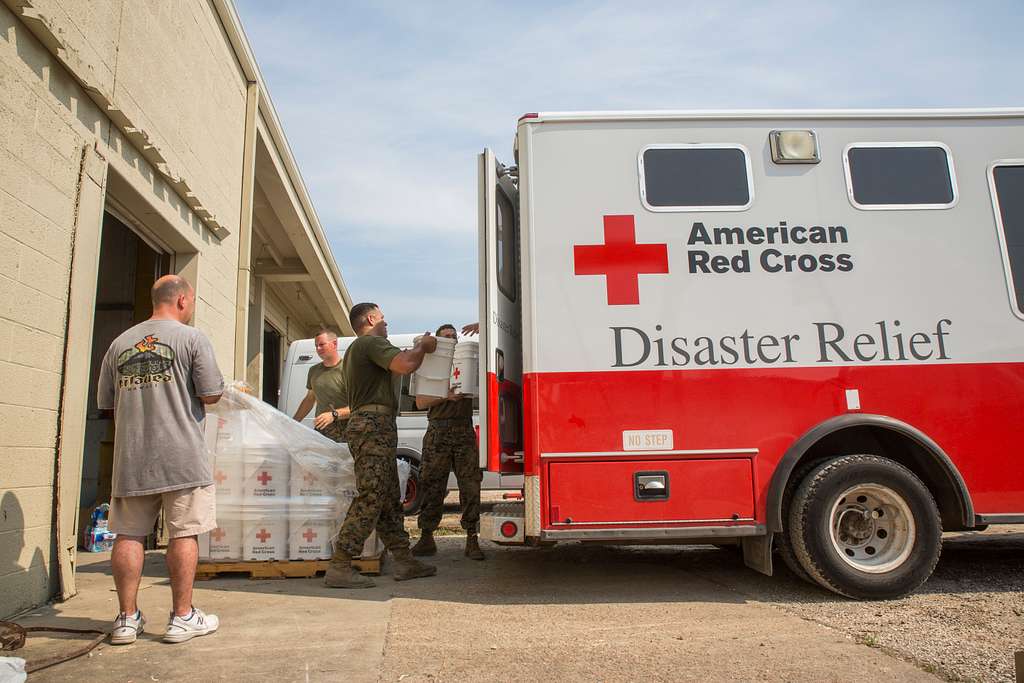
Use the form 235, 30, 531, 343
789, 455, 942, 600
777, 458, 827, 585
398, 455, 422, 516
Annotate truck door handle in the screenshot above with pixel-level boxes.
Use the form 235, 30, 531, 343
634, 472, 670, 501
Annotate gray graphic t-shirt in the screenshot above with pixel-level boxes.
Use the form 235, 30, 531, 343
97, 319, 225, 496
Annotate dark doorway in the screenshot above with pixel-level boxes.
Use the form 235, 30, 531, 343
262, 323, 282, 407
79, 212, 169, 536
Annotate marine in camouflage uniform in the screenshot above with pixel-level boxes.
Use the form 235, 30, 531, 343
412, 393, 484, 560
324, 304, 438, 589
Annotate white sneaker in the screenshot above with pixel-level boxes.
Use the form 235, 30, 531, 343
162, 607, 219, 643
110, 610, 145, 645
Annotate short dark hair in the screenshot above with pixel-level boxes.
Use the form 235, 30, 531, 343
151, 275, 192, 307
349, 302, 379, 331
436, 324, 456, 336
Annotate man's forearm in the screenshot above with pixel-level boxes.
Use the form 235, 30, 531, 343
294, 394, 316, 420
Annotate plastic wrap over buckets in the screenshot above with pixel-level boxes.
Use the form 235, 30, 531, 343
410, 335, 456, 397
198, 519, 243, 560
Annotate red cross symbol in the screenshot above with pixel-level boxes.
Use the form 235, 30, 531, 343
302, 528, 317, 542
256, 471, 272, 486
452, 367, 461, 380
214, 469, 227, 485
303, 471, 317, 485
573, 215, 669, 305
256, 528, 271, 543
211, 528, 226, 542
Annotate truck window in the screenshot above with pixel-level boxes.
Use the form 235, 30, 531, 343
991, 163, 1024, 316
496, 189, 517, 302
844, 143, 957, 209
638, 144, 752, 211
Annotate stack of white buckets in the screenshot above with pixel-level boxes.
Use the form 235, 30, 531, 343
199, 412, 342, 561
410, 337, 479, 398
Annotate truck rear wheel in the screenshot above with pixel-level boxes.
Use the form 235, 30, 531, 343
788, 455, 941, 600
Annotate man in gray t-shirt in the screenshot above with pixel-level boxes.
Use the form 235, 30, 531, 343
96, 275, 224, 646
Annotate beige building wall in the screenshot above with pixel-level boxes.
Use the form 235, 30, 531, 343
0, 0, 263, 617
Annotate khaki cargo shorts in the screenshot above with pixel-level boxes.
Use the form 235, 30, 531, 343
109, 485, 216, 539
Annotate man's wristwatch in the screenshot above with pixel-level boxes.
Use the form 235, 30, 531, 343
331, 409, 339, 421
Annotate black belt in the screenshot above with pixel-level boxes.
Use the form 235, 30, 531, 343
353, 404, 394, 416
428, 418, 473, 427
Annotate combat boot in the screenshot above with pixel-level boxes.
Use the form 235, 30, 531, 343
464, 533, 485, 561
411, 531, 437, 556
323, 552, 375, 589
391, 546, 437, 581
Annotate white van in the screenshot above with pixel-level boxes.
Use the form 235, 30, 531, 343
280, 334, 521, 515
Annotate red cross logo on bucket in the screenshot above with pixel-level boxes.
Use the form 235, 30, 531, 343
214, 469, 227, 485
452, 367, 461, 380
256, 528, 271, 543
303, 471, 317, 486
211, 528, 226, 542
257, 471, 272, 486
573, 215, 669, 305
302, 528, 317, 542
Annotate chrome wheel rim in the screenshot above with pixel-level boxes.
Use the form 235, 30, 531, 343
828, 483, 915, 574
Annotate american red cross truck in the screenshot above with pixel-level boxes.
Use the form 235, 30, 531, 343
476, 109, 1024, 599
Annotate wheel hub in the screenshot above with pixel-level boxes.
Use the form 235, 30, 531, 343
828, 484, 916, 574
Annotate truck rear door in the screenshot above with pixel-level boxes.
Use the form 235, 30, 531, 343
478, 148, 523, 473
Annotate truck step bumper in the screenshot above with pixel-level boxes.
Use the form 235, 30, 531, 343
481, 502, 526, 545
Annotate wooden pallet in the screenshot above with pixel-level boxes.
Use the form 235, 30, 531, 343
195, 556, 382, 580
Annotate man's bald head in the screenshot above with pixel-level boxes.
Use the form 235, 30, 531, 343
150, 275, 196, 323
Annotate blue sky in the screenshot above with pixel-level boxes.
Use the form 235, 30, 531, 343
235, 0, 1022, 334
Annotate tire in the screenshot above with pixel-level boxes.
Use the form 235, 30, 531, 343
789, 455, 942, 600
398, 456, 422, 516
776, 458, 827, 585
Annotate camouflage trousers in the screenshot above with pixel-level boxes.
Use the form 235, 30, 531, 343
333, 413, 410, 558
317, 419, 348, 443
417, 421, 481, 534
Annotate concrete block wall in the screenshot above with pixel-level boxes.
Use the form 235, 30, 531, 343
0, 0, 248, 617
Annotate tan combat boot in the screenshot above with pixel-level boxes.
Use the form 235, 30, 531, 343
323, 552, 375, 589
391, 546, 437, 581
464, 533, 485, 561
411, 531, 437, 556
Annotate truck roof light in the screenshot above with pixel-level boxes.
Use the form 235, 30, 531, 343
770, 130, 820, 164
519, 112, 539, 121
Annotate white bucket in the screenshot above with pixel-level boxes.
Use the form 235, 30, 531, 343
411, 336, 456, 398
212, 452, 245, 502
242, 516, 288, 561
290, 463, 331, 498
213, 411, 277, 451
243, 447, 290, 500
288, 517, 334, 560
199, 519, 243, 560
450, 341, 479, 396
